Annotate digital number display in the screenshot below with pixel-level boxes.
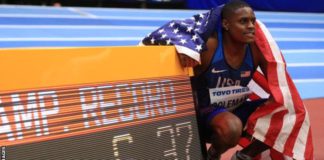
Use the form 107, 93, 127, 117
0, 76, 203, 159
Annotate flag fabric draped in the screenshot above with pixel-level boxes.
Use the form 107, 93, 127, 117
140, 6, 313, 160
140, 6, 222, 63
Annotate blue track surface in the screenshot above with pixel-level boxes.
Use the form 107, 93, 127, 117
1, 5, 323, 99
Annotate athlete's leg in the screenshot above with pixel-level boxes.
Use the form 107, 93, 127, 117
198, 99, 269, 159
208, 112, 243, 158
197, 105, 243, 159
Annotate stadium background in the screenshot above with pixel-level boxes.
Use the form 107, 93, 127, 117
0, 0, 323, 159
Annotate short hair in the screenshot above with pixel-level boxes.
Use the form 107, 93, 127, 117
221, 0, 252, 19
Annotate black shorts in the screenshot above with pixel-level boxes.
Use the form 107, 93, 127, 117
196, 99, 267, 142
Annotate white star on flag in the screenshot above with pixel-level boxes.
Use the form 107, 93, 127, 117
180, 39, 187, 44
192, 34, 198, 41
169, 22, 175, 27
150, 38, 155, 44
161, 34, 167, 38
199, 13, 204, 18
166, 39, 172, 45
186, 26, 193, 32
158, 29, 165, 33
173, 28, 179, 34
195, 44, 202, 52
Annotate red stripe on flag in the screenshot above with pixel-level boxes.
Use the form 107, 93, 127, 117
263, 110, 287, 148
270, 149, 285, 160
283, 74, 307, 157
252, 71, 270, 93
248, 93, 261, 101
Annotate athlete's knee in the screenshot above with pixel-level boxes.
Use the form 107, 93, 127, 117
209, 112, 243, 148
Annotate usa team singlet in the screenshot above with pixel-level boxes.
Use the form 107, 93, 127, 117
191, 29, 255, 116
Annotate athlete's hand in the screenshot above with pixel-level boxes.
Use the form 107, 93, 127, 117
179, 54, 199, 67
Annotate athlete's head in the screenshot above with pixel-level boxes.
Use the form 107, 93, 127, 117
221, 0, 256, 43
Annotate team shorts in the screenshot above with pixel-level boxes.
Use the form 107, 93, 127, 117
196, 99, 267, 142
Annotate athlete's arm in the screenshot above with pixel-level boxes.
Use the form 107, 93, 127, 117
193, 32, 219, 76
178, 54, 199, 67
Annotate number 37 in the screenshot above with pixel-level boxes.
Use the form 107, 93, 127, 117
112, 121, 193, 160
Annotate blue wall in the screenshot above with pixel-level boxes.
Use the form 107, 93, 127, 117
187, 0, 324, 13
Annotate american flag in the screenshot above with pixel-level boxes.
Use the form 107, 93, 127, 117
240, 70, 251, 78
141, 6, 313, 160
141, 7, 222, 62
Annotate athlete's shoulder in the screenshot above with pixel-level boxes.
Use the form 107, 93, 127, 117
194, 32, 218, 76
